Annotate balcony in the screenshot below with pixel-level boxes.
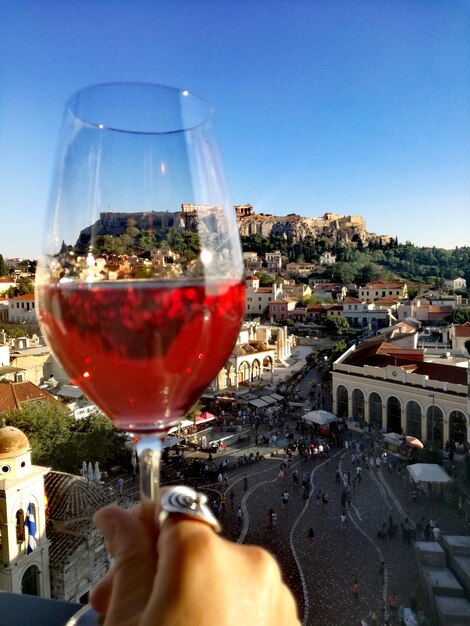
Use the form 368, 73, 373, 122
0, 591, 81, 625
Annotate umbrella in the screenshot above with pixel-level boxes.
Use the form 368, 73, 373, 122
87, 461, 94, 481
93, 461, 101, 481
406, 436, 424, 449
81, 461, 87, 477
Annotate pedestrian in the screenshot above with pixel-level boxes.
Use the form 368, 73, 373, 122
281, 490, 289, 510
368, 607, 379, 625
243, 474, 248, 491
356, 465, 362, 483
352, 579, 360, 601
237, 505, 242, 525
292, 469, 299, 484
218, 472, 223, 483
424, 522, 431, 541
388, 592, 398, 617
271, 511, 278, 528
335, 466, 341, 483
433, 525, 441, 542
229, 490, 235, 507
220, 494, 226, 513
116, 477, 125, 493
315, 489, 322, 508
267, 507, 274, 529
375, 456, 381, 469
340, 512, 347, 531
308, 527, 315, 542
322, 491, 329, 509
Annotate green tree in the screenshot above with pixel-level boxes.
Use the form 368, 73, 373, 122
4, 400, 75, 467
448, 308, 470, 324
5, 276, 34, 297
323, 314, 350, 336
0, 254, 7, 276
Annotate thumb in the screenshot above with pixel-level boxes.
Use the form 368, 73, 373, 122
91, 505, 157, 626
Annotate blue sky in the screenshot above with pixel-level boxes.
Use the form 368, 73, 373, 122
1, 0, 469, 259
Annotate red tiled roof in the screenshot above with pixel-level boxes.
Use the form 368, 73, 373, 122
9, 293, 35, 301
343, 297, 363, 303
0, 382, 60, 413
454, 322, 470, 337
342, 342, 467, 385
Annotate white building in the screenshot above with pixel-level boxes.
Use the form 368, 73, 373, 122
444, 277, 467, 291
0, 425, 51, 597
8, 293, 37, 323
332, 340, 469, 447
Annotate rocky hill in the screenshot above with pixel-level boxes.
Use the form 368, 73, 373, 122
76, 204, 392, 249
235, 205, 391, 245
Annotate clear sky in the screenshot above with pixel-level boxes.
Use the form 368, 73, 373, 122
1, 0, 469, 259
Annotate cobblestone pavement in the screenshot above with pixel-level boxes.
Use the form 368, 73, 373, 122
200, 440, 469, 626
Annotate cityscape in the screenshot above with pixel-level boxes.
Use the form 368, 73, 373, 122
2, 2, 469, 624
1, 207, 470, 625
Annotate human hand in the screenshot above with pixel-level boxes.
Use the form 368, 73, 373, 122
91, 491, 300, 626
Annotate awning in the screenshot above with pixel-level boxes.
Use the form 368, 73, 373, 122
270, 393, 284, 401
195, 411, 217, 424
407, 463, 453, 484
162, 436, 183, 448
249, 398, 269, 408
302, 410, 338, 426
260, 395, 278, 405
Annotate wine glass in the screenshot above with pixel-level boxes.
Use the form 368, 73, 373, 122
36, 83, 244, 502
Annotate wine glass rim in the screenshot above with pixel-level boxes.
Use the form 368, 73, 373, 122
66, 81, 213, 135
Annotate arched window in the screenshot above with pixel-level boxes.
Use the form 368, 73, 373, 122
336, 385, 348, 418
352, 389, 365, 421
16, 509, 25, 543
387, 397, 402, 433
449, 411, 467, 444
238, 361, 250, 384
427, 404, 444, 447
252, 360, 260, 380
369, 393, 382, 425
406, 401, 422, 439
21, 564, 40, 596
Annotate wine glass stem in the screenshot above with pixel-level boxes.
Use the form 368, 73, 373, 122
134, 435, 163, 501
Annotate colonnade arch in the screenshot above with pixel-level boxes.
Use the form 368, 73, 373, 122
336, 385, 348, 418
406, 401, 422, 439
427, 405, 444, 446
352, 389, 365, 421
449, 410, 466, 444
387, 396, 402, 433
368, 392, 382, 426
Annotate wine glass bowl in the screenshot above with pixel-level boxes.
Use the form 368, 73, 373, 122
36, 83, 245, 487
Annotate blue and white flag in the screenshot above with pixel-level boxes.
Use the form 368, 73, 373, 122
25, 503, 38, 553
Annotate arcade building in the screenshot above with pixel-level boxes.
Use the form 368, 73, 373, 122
332, 341, 469, 448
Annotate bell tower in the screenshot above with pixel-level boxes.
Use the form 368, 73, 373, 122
0, 424, 50, 597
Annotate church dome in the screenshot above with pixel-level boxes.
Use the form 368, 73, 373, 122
0, 425, 30, 459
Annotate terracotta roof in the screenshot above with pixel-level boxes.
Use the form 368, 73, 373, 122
343, 297, 363, 303
0, 277, 15, 283
342, 341, 467, 385
9, 293, 35, 301
0, 381, 61, 413
363, 281, 406, 288
454, 322, 470, 338
48, 531, 86, 567
45, 470, 116, 521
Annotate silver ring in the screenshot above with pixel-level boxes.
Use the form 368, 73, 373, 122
160, 486, 222, 533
